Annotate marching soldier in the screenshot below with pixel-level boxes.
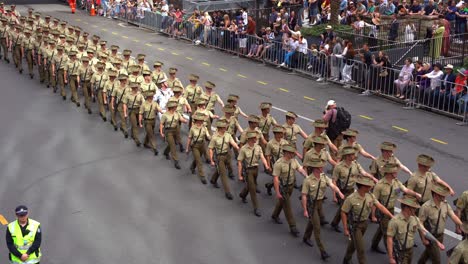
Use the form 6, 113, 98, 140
58, 21, 67, 34
160, 100, 188, 169
139, 90, 162, 155
98, 53, 113, 71
76, 43, 86, 59
112, 59, 127, 76
303, 119, 337, 157
455, 191, 468, 237
341, 176, 394, 264
123, 82, 145, 146
51, 45, 68, 97
208, 120, 240, 200
113, 80, 133, 138
330, 146, 378, 233
220, 105, 243, 178
38, 37, 49, 84
239, 115, 267, 148
369, 142, 412, 180
0, 18, 10, 63
370, 163, 421, 255
282, 111, 308, 149
140, 70, 157, 93
184, 74, 203, 126
192, 97, 218, 136
238, 132, 270, 217
258, 102, 277, 151
301, 158, 344, 260
129, 65, 144, 84
9, 25, 23, 72
271, 144, 308, 236
21, 30, 35, 78
34, 34, 45, 82
122, 49, 135, 72
448, 223, 467, 264
303, 135, 337, 168
88, 35, 99, 53
418, 182, 463, 264
64, 50, 80, 106
387, 196, 445, 264
5, 205, 42, 264
97, 40, 108, 58
166, 67, 183, 89
154, 80, 174, 119
407, 154, 455, 205
338, 129, 376, 161
170, 85, 190, 152
90, 63, 107, 115
64, 37, 75, 54
85, 49, 98, 72
109, 45, 121, 64
264, 125, 289, 195
78, 57, 95, 111
136, 53, 149, 73
45, 40, 57, 89
110, 74, 129, 131
186, 113, 211, 184
102, 70, 118, 122
152, 61, 167, 85
203, 81, 224, 116
226, 94, 248, 119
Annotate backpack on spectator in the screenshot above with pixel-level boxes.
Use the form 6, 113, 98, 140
326, 107, 351, 141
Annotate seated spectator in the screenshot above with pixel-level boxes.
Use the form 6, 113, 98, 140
395, 58, 415, 99
409, 0, 424, 15
424, 0, 438, 16
320, 25, 335, 44
447, 69, 468, 112
259, 27, 275, 58
379, 0, 396, 16
439, 64, 456, 103
455, 1, 468, 36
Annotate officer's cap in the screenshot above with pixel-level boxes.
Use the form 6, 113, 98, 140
188, 74, 199, 81
380, 142, 396, 151
340, 146, 356, 156
222, 105, 235, 114
204, 81, 215, 89
153, 61, 163, 67
172, 86, 183, 93
303, 158, 325, 168
166, 101, 178, 108
227, 94, 239, 102
398, 195, 421, 209
272, 125, 285, 133
342, 128, 359, 137
312, 119, 328, 128
168, 67, 177, 74
260, 102, 272, 109
381, 163, 400, 174
355, 176, 375, 187
15, 205, 28, 216
247, 115, 260, 123
431, 182, 450, 196
417, 154, 434, 167
193, 113, 206, 121
286, 111, 298, 118
282, 144, 296, 153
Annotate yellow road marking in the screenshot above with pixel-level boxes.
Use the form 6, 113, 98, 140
185, 57, 193, 60
430, 138, 448, 145
75, 18, 81, 22
359, 115, 374, 120
122, 35, 129, 39
171, 52, 179, 55
278, 88, 289, 93
112, 32, 118, 35
145, 43, 153, 47
202, 62, 210, 66
237, 74, 247, 78
132, 39, 140, 43
158, 47, 165, 51
257, 81, 268, 85
0, 214, 7, 225
102, 28, 108, 32
219, 68, 227, 72
392, 126, 409, 132
304, 96, 315, 101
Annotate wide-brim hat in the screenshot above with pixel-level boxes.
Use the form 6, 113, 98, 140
215, 120, 228, 128
381, 163, 400, 174
380, 141, 396, 151
123, 49, 132, 56
153, 61, 163, 67
398, 195, 421, 209
304, 158, 325, 168
144, 91, 155, 97
168, 67, 177, 74
166, 101, 178, 108
457, 68, 467, 76
205, 81, 215, 89
431, 182, 450, 196
272, 125, 285, 133
248, 115, 260, 123
223, 105, 235, 113
227, 94, 239, 102
260, 102, 272, 109
118, 74, 129, 80
312, 136, 327, 145
312, 119, 328, 128
193, 113, 206, 121
340, 146, 357, 156
142, 70, 152, 76
172, 86, 183, 93
189, 74, 199, 81
342, 129, 359, 137
286, 111, 298, 118
246, 132, 258, 139
417, 154, 435, 167
282, 144, 296, 153
130, 82, 140, 89
444, 64, 454, 70
356, 176, 375, 187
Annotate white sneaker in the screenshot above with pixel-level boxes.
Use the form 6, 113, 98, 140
280, 63, 286, 67
307, 65, 312, 70
340, 79, 346, 83
360, 90, 371, 96
317, 77, 324, 82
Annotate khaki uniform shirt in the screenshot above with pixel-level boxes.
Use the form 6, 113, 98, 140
239, 128, 265, 145
152, 70, 167, 83
373, 178, 407, 209
46, 48, 57, 63
219, 116, 239, 136
0, 24, 9, 39
9, 31, 22, 46
64, 43, 74, 54
303, 148, 331, 165
265, 138, 289, 160
302, 173, 332, 200
167, 77, 183, 89
52, 54, 69, 70
303, 132, 331, 150
259, 114, 278, 135
407, 170, 441, 203
122, 58, 135, 71
204, 92, 221, 112
140, 81, 157, 93
103, 79, 117, 95
91, 72, 108, 90
208, 132, 234, 154
22, 36, 34, 50
369, 155, 403, 178
456, 191, 468, 222
184, 84, 202, 104
160, 111, 182, 129
419, 199, 455, 235
137, 63, 150, 74
169, 96, 188, 115
283, 123, 304, 145
272, 157, 301, 185
66, 60, 81, 76
129, 75, 144, 84
238, 144, 263, 167
332, 161, 365, 190
189, 125, 210, 144
115, 67, 128, 76
193, 108, 214, 127
112, 86, 130, 106
123, 92, 144, 110
139, 100, 160, 119
342, 192, 378, 222
448, 239, 468, 264
387, 213, 424, 249
78, 64, 93, 81
109, 53, 122, 64
338, 142, 364, 160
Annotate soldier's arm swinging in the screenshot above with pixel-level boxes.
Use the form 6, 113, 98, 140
435, 178, 455, 196
237, 160, 243, 181
341, 211, 350, 237
159, 123, 165, 138
209, 148, 215, 166
386, 236, 396, 264
260, 153, 270, 171
301, 193, 308, 218
273, 176, 282, 199
375, 201, 394, 219
123, 103, 128, 118
297, 166, 308, 178
329, 182, 344, 199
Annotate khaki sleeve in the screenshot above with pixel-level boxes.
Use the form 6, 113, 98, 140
418, 205, 428, 222
237, 147, 245, 161
447, 203, 456, 219
208, 137, 216, 149
265, 142, 272, 156
301, 179, 310, 194
332, 165, 340, 182
407, 175, 417, 190
456, 193, 467, 210
139, 104, 145, 115
386, 218, 398, 237
373, 183, 382, 201
272, 162, 282, 177
341, 196, 352, 213
369, 160, 378, 174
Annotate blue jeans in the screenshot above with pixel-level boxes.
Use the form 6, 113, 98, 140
284, 50, 295, 66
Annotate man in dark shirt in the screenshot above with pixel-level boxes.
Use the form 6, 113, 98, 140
360, 43, 373, 95
409, 0, 423, 15
6, 205, 42, 264
424, 0, 437, 15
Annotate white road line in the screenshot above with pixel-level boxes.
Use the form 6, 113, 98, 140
272, 106, 315, 123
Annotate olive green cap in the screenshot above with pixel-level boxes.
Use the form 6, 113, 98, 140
107, 70, 117, 78
196, 98, 207, 105
246, 132, 258, 139
380, 142, 397, 151
137, 54, 145, 60
142, 70, 151, 76
86, 49, 95, 54
342, 129, 359, 137
153, 61, 163, 67
56, 45, 64, 50
312, 119, 328, 128
122, 49, 131, 56
129, 82, 140, 89
144, 91, 155, 97
417, 154, 435, 167
227, 94, 239, 102
99, 40, 107, 45
381, 163, 400, 174
118, 74, 128, 80
398, 195, 421, 208
68, 50, 77, 56
110, 45, 119, 50
223, 105, 235, 114
96, 63, 104, 69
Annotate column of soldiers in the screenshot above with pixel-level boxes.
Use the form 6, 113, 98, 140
1, 9, 467, 264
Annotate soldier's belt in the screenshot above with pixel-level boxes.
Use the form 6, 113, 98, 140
217, 152, 228, 156
70, 75, 79, 78
144, 118, 155, 121
129, 108, 140, 110
247, 166, 258, 170
165, 127, 177, 131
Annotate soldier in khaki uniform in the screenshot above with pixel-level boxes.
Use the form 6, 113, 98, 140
418, 182, 463, 264
123, 82, 145, 146
341, 176, 394, 264
192, 97, 218, 136
64, 51, 80, 106
209, 120, 240, 199
330, 146, 377, 232
160, 100, 188, 169
122, 49, 135, 72
170, 85, 191, 152
166, 67, 183, 89
271, 144, 308, 236
98, 53, 113, 71
51, 45, 68, 97
113, 59, 128, 76
139, 90, 162, 155
369, 142, 412, 180
407, 154, 455, 205
109, 45, 121, 64
186, 113, 211, 184
140, 70, 157, 93
337, 129, 376, 161
102, 70, 118, 122
226, 94, 248, 120
129, 65, 144, 84
303, 119, 337, 157
303, 135, 337, 168
135, 54, 149, 74
282, 111, 308, 150
90, 63, 107, 116
264, 125, 288, 195
0, 18, 10, 63
219, 105, 243, 178
455, 191, 468, 237
258, 102, 277, 152
152, 61, 167, 85
239, 115, 267, 148
21, 30, 35, 78
78, 58, 94, 111
110, 74, 129, 131
387, 195, 445, 264
38, 37, 49, 83
238, 132, 270, 217
203, 81, 224, 116
448, 223, 467, 264
10, 25, 23, 72
370, 163, 421, 255
184, 74, 203, 126
45, 40, 57, 89
301, 158, 344, 260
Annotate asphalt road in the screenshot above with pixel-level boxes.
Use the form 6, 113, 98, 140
0, 2, 466, 264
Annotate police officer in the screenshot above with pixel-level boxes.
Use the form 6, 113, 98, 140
301, 158, 344, 260
370, 163, 421, 254
208, 120, 240, 200
186, 112, 211, 184
160, 100, 188, 169
123, 82, 144, 146
341, 176, 394, 264
418, 182, 463, 264
238, 132, 270, 217
6, 205, 42, 264
264, 125, 288, 195
139, 90, 162, 155
271, 144, 308, 237
369, 142, 412, 180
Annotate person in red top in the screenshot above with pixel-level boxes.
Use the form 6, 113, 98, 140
447, 68, 468, 112
246, 16, 256, 35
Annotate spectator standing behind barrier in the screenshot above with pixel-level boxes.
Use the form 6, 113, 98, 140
388, 13, 399, 42
421, 62, 443, 106
395, 58, 414, 99
330, 37, 342, 82
455, 2, 468, 38
279, 32, 298, 68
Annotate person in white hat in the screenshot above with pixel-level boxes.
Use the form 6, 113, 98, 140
439, 63, 457, 109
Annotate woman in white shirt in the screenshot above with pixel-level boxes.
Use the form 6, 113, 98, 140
279, 33, 299, 68
394, 58, 415, 99
201, 12, 213, 45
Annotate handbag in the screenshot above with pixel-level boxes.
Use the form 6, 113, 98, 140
379, 69, 389, 77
